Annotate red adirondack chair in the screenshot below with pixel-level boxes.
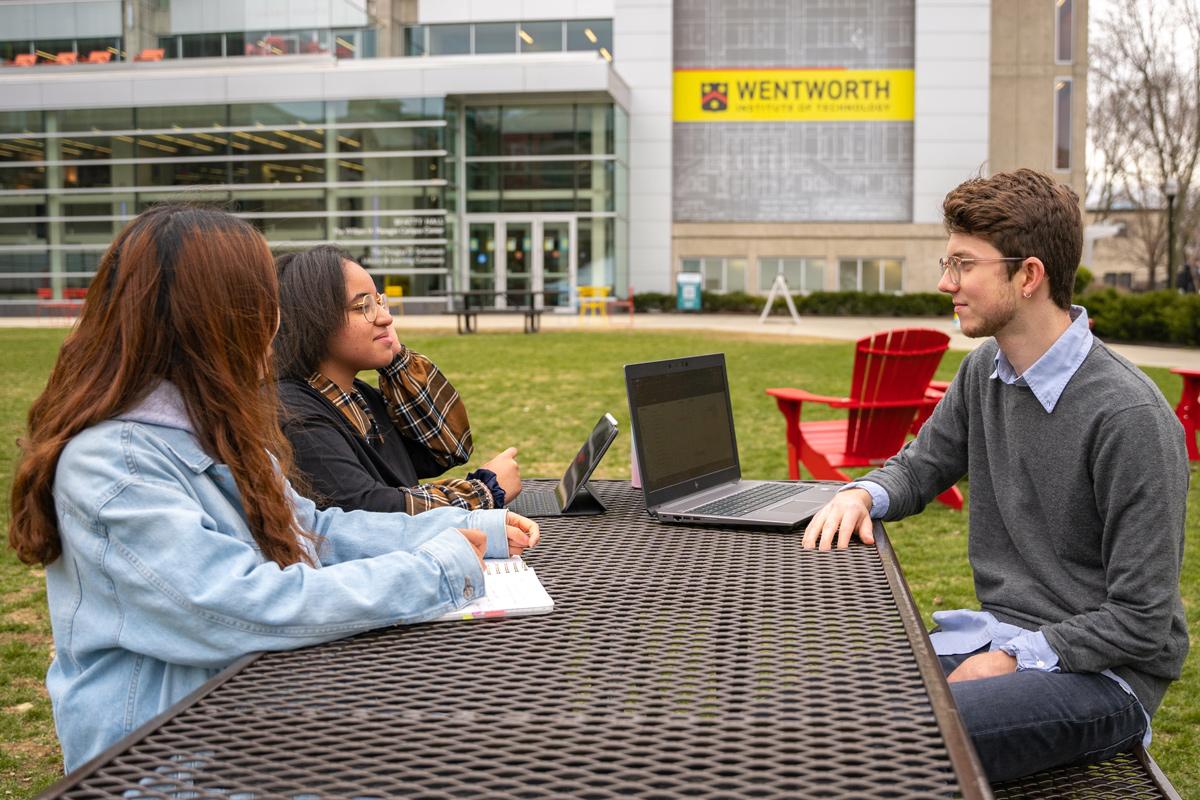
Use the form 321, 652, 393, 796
766, 327, 964, 510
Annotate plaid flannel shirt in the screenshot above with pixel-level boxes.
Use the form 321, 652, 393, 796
306, 346, 494, 513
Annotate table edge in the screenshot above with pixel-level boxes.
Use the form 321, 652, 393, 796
36, 652, 262, 799
874, 523, 995, 800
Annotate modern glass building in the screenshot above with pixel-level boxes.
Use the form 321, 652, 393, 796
0, 0, 1085, 314
0, 0, 633, 314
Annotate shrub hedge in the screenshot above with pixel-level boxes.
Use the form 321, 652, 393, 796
1081, 289, 1200, 346
633, 290, 954, 317
631, 285, 1200, 345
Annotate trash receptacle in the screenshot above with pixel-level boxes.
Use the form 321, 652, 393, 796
676, 272, 702, 312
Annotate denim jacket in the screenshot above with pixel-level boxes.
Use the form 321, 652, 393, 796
45, 382, 510, 772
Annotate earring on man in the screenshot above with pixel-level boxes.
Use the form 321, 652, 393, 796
1023, 291, 1031, 298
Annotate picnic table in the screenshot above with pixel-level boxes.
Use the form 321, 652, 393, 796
440, 290, 563, 334
39, 480, 1180, 799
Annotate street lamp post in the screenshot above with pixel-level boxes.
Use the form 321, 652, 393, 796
1165, 178, 1179, 290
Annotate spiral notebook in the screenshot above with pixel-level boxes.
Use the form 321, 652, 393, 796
433, 557, 554, 622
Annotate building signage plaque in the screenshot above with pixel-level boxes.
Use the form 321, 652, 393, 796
673, 69, 915, 123
336, 214, 447, 269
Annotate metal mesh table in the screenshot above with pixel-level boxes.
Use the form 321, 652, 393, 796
42, 480, 1167, 799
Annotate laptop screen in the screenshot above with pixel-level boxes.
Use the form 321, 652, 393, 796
627, 357, 738, 494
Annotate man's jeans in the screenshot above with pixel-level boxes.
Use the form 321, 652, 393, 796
939, 648, 1147, 783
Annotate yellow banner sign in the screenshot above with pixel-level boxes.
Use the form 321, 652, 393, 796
673, 69, 914, 122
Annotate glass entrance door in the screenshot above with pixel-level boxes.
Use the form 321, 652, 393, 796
541, 219, 572, 309
462, 216, 576, 309
467, 222, 497, 295
504, 221, 533, 307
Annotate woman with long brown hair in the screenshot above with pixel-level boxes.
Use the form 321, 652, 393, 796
8, 205, 538, 772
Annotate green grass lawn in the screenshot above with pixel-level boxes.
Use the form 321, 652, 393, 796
2, 327, 1197, 796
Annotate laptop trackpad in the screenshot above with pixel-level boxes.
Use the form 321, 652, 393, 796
774, 499, 822, 516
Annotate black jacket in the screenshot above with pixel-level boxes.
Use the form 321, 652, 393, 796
278, 378, 448, 513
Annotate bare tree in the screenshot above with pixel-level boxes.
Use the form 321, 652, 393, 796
1090, 0, 1200, 288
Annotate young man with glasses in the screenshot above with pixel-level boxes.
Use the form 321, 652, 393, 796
274, 246, 522, 515
803, 169, 1189, 782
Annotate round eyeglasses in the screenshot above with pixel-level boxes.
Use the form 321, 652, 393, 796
938, 255, 1027, 286
348, 291, 388, 323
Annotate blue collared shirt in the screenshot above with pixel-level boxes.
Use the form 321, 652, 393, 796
990, 304, 1093, 412
843, 306, 1148, 743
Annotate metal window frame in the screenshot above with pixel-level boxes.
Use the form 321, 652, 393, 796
0, 119, 446, 143
1054, 0, 1074, 65
0, 149, 446, 170
756, 256, 826, 293
1053, 78, 1072, 171
837, 256, 905, 293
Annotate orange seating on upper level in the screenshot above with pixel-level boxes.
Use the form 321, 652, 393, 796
134, 48, 164, 62
6, 50, 119, 66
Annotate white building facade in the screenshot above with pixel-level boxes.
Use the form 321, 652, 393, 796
0, 0, 1085, 311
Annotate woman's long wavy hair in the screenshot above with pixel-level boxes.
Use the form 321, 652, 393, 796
9, 204, 315, 568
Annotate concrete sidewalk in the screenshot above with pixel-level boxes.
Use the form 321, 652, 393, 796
5, 310, 1198, 370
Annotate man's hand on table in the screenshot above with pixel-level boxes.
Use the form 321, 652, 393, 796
946, 650, 1018, 683
504, 511, 540, 557
802, 488, 875, 550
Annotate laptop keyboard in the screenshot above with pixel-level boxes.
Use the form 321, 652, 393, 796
508, 490, 559, 517
688, 482, 807, 517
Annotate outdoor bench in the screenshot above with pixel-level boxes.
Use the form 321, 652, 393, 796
993, 744, 1180, 798
442, 304, 542, 334
439, 289, 551, 334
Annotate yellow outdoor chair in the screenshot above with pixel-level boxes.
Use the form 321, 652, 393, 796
384, 284, 404, 316
578, 285, 611, 317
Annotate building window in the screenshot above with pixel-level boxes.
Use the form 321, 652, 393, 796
519, 21, 562, 53
682, 257, 746, 293
402, 20, 612, 59
154, 28, 369, 59
429, 24, 470, 55
1104, 272, 1132, 289
463, 103, 618, 213
837, 258, 903, 293
566, 20, 612, 56
1054, 79, 1072, 170
181, 32, 225, 58
0, 98, 452, 304
474, 22, 517, 54
757, 257, 825, 293
1055, 0, 1073, 64
404, 25, 427, 56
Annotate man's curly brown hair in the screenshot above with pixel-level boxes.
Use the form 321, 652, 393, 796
942, 168, 1082, 309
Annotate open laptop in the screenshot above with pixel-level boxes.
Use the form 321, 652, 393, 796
624, 354, 839, 529
506, 413, 618, 517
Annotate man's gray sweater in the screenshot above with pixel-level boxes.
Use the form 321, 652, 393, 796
866, 338, 1189, 714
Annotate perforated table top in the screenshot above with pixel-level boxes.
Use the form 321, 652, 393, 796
47, 480, 989, 799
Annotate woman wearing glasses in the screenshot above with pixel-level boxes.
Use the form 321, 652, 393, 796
274, 245, 521, 515
8, 206, 537, 771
